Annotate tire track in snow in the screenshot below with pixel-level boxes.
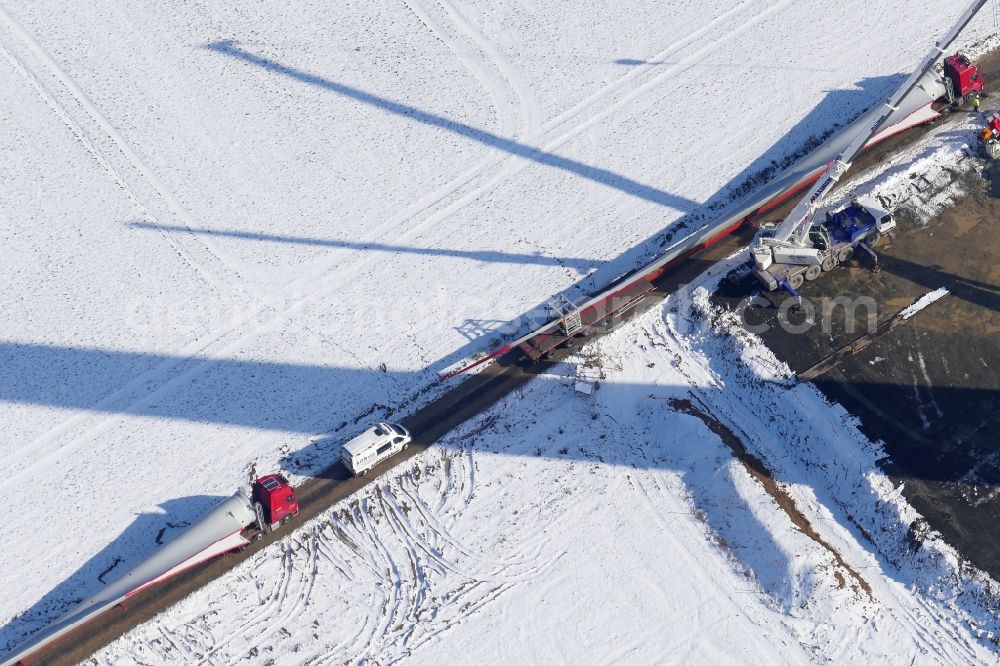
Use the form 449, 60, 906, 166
193, 531, 321, 664
377, 488, 436, 649
130, 454, 554, 665
241, 537, 319, 656
0, 7, 303, 481
429, 0, 542, 140
534, 0, 761, 140
472, 0, 796, 199
4, 1, 789, 481
284, 0, 776, 294
384, 476, 547, 584
415, 446, 553, 572
0, 2, 524, 478
0, 5, 247, 292
367, 0, 792, 282
399, 477, 537, 571
349, 496, 408, 663
192, 541, 297, 663
340, 2, 774, 275
313, 516, 389, 661
403, 0, 522, 142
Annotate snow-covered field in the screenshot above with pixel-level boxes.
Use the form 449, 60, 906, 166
2, 0, 999, 662
95, 262, 1000, 664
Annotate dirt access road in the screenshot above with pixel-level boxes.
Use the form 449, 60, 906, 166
20, 51, 1000, 666
23, 224, 753, 666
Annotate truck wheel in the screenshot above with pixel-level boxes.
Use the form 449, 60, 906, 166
804, 265, 822, 281
788, 274, 804, 289
837, 246, 854, 263
253, 532, 264, 543
361, 468, 368, 477
402, 443, 409, 451
821, 256, 836, 272
281, 514, 293, 525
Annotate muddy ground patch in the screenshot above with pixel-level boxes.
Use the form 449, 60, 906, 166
715, 151, 1000, 580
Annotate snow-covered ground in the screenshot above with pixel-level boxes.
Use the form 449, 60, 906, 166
94, 259, 1000, 664
3, 0, 1000, 661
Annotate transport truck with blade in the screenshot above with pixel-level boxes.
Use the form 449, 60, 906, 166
2, 473, 300, 666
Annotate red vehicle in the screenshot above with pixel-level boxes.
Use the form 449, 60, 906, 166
943, 53, 984, 104
245, 473, 300, 543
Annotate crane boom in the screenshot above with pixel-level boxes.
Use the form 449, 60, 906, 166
760, 0, 988, 250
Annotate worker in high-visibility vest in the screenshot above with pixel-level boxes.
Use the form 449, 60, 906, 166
971, 90, 982, 112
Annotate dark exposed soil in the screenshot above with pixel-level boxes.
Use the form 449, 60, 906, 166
715, 120, 1000, 581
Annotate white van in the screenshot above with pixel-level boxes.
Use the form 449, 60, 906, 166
340, 422, 411, 476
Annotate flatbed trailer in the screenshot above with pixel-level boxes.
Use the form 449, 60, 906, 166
519, 278, 655, 360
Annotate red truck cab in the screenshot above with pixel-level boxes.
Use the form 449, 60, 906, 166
251, 473, 299, 526
944, 53, 984, 99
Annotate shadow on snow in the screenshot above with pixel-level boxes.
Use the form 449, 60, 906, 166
202, 39, 700, 214
6, 48, 970, 653
0, 495, 227, 653
125, 221, 604, 274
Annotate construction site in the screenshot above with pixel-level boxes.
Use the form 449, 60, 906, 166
3, 1, 1000, 664
717, 115, 1000, 581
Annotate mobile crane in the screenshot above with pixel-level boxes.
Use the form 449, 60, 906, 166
752, 0, 989, 293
